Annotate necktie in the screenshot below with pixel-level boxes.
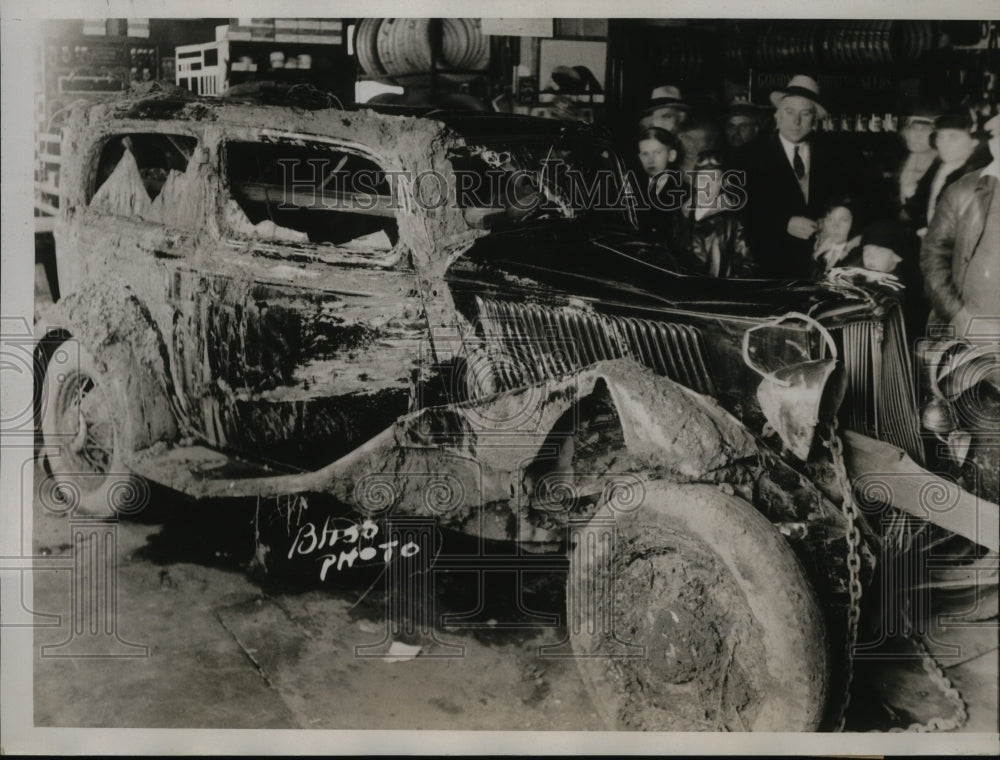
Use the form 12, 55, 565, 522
793, 146, 805, 181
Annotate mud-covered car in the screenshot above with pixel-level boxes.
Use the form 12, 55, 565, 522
35, 89, 997, 732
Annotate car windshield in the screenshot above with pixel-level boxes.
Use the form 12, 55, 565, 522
448, 134, 632, 230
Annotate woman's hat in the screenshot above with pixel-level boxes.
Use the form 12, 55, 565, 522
769, 75, 827, 118
929, 111, 977, 149
643, 85, 690, 115
933, 110, 974, 133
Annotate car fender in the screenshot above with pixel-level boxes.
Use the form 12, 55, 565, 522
216, 358, 824, 519
34, 277, 181, 456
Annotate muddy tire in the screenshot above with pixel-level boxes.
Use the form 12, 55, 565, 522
40, 342, 149, 517
568, 482, 828, 731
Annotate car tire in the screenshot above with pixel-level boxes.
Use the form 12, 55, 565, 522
567, 481, 829, 731
40, 341, 150, 518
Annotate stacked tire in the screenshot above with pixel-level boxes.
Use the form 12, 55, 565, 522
355, 18, 489, 84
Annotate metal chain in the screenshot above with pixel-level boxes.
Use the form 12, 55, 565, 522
827, 420, 863, 732
886, 635, 968, 733
827, 419, 968, 733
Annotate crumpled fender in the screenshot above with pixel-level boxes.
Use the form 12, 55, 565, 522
130, 356, 868, 593
232, 359, 762, 516
34, 278, 181, 454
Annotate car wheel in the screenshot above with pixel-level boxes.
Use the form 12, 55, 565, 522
40, 342, 149, 517
568, 481, 828, 731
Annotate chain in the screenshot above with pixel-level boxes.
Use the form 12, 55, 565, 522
827, 419, 968, 733
886, 636, 968, 733
827, 419, 864, 732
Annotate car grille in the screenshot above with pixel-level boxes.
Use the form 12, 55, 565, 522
473, 297, 923, 464
473, 296, 715, 396
830, 306, 924, 464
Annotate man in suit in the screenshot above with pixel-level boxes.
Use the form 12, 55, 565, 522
742, 75, 845, 278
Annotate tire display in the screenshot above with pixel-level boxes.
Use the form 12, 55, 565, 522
355, 17, 489, 85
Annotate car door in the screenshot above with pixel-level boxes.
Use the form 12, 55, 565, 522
166, 130, 431, 471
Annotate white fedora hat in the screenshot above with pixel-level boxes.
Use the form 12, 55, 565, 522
769, 75, 827, 118
643, 84, 690, 115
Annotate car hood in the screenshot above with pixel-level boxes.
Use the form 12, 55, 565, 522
445, 223, 887, 324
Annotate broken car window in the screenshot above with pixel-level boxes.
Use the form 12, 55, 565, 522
90, 133, 201, 225
223, 140, 399, 250
450, 137, 628, 230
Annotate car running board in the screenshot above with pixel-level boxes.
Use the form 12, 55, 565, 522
128, 444, 306, 500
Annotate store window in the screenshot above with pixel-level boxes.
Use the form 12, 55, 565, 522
90, 133, 202, 227
222, 140, 399, 252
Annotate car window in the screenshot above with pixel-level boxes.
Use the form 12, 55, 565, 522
222, 139, 399, 253
449, 137, 630, 230
90, 133, 202, 227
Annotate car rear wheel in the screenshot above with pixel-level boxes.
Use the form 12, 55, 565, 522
40, 342, 149, 517
568, 482, 829, 731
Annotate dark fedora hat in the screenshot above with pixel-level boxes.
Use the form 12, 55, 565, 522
725, 96, 763, 121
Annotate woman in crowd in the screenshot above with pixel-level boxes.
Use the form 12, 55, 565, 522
810, 195, 864, 277
809, 194, 926, 339
903, 110, 991, 236
896, 106, 939, 212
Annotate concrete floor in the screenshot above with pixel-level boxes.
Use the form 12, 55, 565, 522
27, 459, 999, 734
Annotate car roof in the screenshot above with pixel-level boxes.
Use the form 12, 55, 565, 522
362, 105, 602, 140
87, 88, 605, 144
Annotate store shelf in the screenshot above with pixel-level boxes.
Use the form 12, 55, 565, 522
176, 33, 354, 101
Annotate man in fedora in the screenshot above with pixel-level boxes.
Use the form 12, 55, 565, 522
640, 85, 690, 134
742, 75, 847, 278
723, 96, 763, 151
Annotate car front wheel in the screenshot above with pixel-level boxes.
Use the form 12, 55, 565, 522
40, 342, 149, 517
567, 481, 829, 731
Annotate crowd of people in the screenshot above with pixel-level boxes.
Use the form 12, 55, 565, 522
626, 75, 999, 341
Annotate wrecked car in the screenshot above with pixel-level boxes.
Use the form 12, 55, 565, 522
35, 90, 997, 732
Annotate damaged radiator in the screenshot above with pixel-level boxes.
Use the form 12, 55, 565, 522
473, 296, 924, 466
473, 296, 716, 396
830, 306, 924, 464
